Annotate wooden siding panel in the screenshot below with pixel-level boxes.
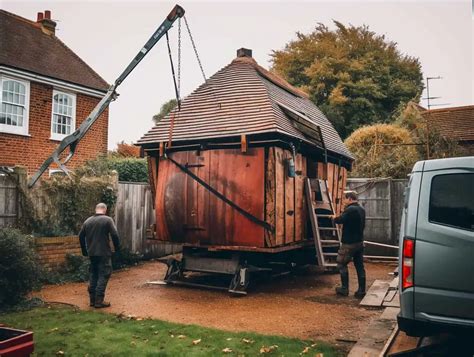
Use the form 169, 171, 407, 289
264, 147, 276, 247
295, 154, 306, 242
275, 147, 285, 245
284, 150, 295, 244
207, 148, 265, 246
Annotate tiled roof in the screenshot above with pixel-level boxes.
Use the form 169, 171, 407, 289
422, 105, 474, 142
0, 10, 108, 92
138, 56, 353, 160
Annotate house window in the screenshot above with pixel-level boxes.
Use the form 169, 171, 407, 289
0, 76, 29, 136
51, 90, 76, 140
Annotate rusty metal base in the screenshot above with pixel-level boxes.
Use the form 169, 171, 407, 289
162, 245, 316, 295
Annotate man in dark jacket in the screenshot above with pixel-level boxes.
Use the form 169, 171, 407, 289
332, 191, 366, 298
79, 203, 120, 308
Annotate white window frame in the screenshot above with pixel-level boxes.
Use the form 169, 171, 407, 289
0, 75, 30, 136
50, 89, 76, 141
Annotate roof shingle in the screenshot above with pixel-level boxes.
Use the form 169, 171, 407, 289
421, 105, 474, 142
138, 55, 353, 160
0, 10, 108, 92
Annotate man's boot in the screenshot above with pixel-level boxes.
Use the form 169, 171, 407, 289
354, 276, 366, 298
335, 271, 349, 296
88, 288, 95, 307
94, 296, 111, 308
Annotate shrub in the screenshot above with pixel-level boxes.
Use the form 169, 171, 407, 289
22, 174, 117, 237
345, 124, 420, 178
0, 228, 41, 306
80, 155, 148, 183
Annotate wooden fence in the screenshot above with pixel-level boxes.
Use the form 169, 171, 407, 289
1, 170, 405, 258
0, 172, 19, 227
115, 182, 181, 258
347, 178, 408, 256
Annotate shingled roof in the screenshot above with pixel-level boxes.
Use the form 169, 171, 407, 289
138, 51, 353, 161
422, 105, 474, 142
0, 10, 108, 92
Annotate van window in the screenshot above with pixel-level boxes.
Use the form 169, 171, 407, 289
429, 173, 474, 231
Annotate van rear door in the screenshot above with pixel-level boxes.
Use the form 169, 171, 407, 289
414, 169, 474, 321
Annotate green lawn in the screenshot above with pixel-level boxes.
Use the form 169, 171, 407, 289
1, 305, 341, 356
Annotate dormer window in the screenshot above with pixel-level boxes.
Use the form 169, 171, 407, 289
51, 90, 76, 141
0, 76, 30, 136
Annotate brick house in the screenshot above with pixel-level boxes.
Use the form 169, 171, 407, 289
420, 105, 474, 155
0, 9, 109, 175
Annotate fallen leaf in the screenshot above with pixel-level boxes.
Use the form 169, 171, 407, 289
177, 335, 186, 339
56, 351, 64, 356
300, 346, 310, 354
192, 339, 201, 345
242, 338, 254, 344
226, 337, 233, 341
222, 348, 233, 353
50, 328, 59, 332
130, 341, 136, 346
260, 345, 278, 354
170, 334, 175, 338
136, 318, 143, 321
311, 343, 318, 348
314, 354, 324, 357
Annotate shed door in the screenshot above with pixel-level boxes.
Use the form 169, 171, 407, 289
183, 151, 210, 244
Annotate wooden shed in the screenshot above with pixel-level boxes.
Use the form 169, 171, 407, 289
137, 48, 353, 293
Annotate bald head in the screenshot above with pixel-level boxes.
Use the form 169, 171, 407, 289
95, 203, 107, 215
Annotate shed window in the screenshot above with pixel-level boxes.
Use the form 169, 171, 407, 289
51, 90, 76, 140
429, 173, 474, 231
0, 76, 29, 135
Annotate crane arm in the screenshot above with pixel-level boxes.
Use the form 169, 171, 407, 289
28, 4, 185, 188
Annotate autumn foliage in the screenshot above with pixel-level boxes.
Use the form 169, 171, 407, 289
345, 124, 419, 178
115, 141, 140, 158
271, 21, 423, 138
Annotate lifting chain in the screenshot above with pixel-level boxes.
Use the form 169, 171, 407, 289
183, 15, 207, 82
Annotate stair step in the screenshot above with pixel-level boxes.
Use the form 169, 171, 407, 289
316, 214, 333, 218
321, 240, 340, 244
323, 263, 338, 267
318, 227, 338, 231
323, 253, 338, 256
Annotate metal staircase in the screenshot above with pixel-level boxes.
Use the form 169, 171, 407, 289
305, 178, 341, 268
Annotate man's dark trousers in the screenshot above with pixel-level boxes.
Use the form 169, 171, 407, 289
88, 256, 112, 304
334, 202, 366, 295
336, 242, 366, 293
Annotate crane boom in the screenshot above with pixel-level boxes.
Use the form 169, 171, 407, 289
28, 4, 185, 188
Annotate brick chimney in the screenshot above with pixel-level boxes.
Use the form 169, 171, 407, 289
237, 48, 252, 58
37, 10, 56, 35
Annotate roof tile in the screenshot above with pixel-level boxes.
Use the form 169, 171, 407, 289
138, 56, 353, 160
0, 10, 108, 92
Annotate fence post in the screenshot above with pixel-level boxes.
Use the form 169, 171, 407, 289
13, 166, 27, 225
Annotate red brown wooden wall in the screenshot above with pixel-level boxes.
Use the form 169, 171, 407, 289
149, 146, 347, 249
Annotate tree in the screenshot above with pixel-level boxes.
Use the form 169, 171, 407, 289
271, 21, 424, 138
345, 124, 420, 178
153, 99, 177, 124
114, 141, 141, 158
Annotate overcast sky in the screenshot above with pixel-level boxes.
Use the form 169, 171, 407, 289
3, 0, 473, 149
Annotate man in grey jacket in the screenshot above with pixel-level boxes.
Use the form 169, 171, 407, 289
79, 203, 120, 308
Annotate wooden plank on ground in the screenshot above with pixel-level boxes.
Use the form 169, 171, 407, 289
383, 289, 397, 302
348, 307, 398, 357
360, 279, 391, 307
389, 276, 399, 290
383, 292, 400, 308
